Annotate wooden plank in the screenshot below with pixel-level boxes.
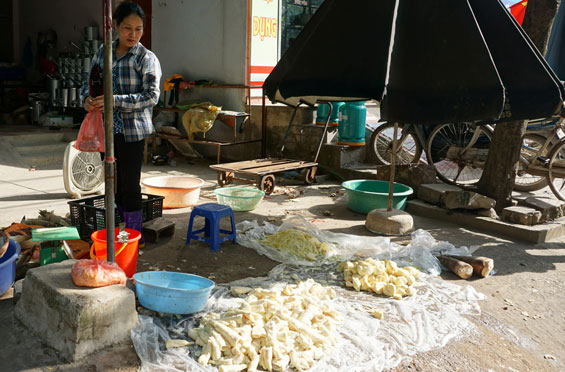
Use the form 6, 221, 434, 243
211, 158, 316, 176
210, 158, 295, 171
245, 162, 316, 175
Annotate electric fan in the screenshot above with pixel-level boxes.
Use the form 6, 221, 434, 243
63, 141, 104, 199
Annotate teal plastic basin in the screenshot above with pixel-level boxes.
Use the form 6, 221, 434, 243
341, 179, 413, 213
133, 271, 215, 314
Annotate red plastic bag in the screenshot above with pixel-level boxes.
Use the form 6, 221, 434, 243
71, 259, 127, 288
74, 109, 105, 152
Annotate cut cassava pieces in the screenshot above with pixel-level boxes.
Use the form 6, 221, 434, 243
189, 279, 339, 372
338, 258, 422, 300
438, 256, 473, 279
444, 255, 494, 277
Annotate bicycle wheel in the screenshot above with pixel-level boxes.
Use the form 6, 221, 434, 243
547, 139, 565, 200
369, 122, 422, 165
426, 123, 493, 186
514, 133, 548, 192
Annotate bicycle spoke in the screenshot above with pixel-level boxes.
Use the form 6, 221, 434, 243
370, 123, 422, 165
427, 123, 493, 186
514, 133, 548, 192
548, 140, 565, 200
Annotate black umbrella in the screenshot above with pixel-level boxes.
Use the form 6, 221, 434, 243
264, 0, 563, 212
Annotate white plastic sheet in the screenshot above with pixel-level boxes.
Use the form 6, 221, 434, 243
131, 263, 485, 372
236, 217, 474, 275
131, 223, 485, 371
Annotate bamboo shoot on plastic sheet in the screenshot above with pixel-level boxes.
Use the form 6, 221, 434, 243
235, 217, 393, 266
187, 279, 339, 371
130, 231, 486, 372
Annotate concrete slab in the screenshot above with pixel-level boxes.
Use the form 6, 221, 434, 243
405, 199, 565, 243
15, 260, 137, 361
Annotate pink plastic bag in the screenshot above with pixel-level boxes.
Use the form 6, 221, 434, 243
74, 109, 105, 152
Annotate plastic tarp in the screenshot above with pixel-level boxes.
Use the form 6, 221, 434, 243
131, 222, 487, 372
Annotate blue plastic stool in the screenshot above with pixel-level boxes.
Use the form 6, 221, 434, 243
186, 203, 236, 251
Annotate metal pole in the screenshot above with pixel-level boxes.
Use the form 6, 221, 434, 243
314, 101, 332, 163
261, 89, 266, 158
387, 122, 398, 211
103, 0, 116, 262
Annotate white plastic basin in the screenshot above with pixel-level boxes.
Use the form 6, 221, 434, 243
142, 176, 204, 209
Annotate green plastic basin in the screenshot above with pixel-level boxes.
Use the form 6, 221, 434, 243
341, 179, 413, 213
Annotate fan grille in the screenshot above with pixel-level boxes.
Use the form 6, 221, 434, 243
71, 151, 103, 191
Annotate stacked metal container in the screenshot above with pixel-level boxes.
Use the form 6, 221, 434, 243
49, 26, 100, 109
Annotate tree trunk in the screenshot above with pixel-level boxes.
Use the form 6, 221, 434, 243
477, 0, 560, 212
477, 121, 526, 212
522, 0, 561, 53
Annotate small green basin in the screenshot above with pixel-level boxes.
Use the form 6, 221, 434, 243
341, 179, 413, 214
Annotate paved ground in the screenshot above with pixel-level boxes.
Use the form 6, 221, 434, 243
0, 136, 564, 371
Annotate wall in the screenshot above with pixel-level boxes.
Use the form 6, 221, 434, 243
151, 0, 248, 112
18, 0, 102, 61
16, 0, 247, 111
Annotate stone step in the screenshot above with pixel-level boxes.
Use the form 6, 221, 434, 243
15, 142, 69, 156
7, 132, 67, 146
20, 151, 66, 168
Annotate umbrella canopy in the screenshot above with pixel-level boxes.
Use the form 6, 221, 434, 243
264, 0, 563, 125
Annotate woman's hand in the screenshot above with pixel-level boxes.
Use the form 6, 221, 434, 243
84, 96, 105, 112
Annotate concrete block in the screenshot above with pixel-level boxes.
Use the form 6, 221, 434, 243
143, 217, 175, 243
417, 183, 462, 205
442, 191, 496, 210
15, 260, 137, 361
501, 206, 542, 226
477, 208, 498, 219
365, 209, 414, 235
376, 164, 437, 191
318, 143, 365, 170
522, 197, 565, 222
405, 199, 565, 243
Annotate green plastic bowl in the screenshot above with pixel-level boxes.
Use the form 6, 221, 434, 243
341, 179, 413, 214
213, 187, 265, 211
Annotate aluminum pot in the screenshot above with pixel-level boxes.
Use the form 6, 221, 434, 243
47, 78, 60, 106
84, 26, 98, 41
30, 101, 45, 124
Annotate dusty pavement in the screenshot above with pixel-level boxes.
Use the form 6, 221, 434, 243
0, 156, 564, 372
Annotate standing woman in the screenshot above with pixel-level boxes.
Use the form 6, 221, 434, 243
80, 1, 162, 247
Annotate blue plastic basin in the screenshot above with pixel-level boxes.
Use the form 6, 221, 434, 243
0, 240, 21, 295
133, 271, 215, 314
342, 179, 413, 214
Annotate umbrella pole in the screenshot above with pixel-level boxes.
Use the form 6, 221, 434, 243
103, 0, 115, 262
387, 122, 398, 212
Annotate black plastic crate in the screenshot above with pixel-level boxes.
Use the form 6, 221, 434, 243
68, 193, 165, 239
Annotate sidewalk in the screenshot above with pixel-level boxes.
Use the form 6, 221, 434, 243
0, 156, 564, 371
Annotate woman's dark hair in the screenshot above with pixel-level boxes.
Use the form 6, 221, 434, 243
114, 1, 146, 26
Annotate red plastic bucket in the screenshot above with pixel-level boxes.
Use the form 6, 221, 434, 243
90, 228, 141, 277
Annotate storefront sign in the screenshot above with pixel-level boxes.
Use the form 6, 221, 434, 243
249, 0, 279, 94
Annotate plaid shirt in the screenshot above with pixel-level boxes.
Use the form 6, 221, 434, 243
80, 40, 162, 142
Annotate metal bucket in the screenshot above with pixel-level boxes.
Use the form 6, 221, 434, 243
30, 101, 45, 124
47, 78, 60, 106
59, 88, 69, 107
69, 87, 78, 107
91, 39, 100, 52
83, 57, 91, 73
84, 26, 98, 41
